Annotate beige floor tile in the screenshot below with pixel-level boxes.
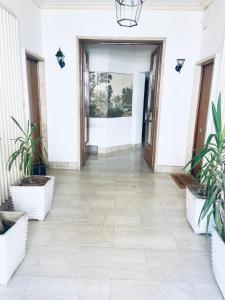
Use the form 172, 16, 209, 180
171, 227, 210, 251
146, 249, 214, 283
17, 277, 110, 300
0, 276, 29, 299
113, 197, 162, 210
70, 247, 150, 280
88, 208, 142, 226
27, 224, 55, 246
140, 211, 167, 227
114, 226, 178, 250
193, 282, 224, 300
17, 245, 150, 280
51, 224, 114, 247
45, 207, 90, 224
63, 278, 110, 300
110, 280, 197, 300
0, 150, 222, 299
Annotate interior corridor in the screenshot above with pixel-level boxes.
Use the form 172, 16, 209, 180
0, 150, 223, 299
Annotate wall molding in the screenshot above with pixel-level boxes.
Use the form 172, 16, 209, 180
155, 165, 184, 173
49, 161, 79, 169
34, 1, 205, 11
49, 158, 183, 174
98, 143, 142, 154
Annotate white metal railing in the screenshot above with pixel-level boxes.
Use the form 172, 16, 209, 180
0, 5, 24, 205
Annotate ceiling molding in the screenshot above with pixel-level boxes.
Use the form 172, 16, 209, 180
33, 0, 44, 8
201, 0, 214, 8
34, 1, 205, 11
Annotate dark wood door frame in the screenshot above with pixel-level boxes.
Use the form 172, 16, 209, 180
192, 58, 214, 176
144, 46, 163, 171
79, 46, 90, 166
25, 51, 48, 160
78, 38, 164, 170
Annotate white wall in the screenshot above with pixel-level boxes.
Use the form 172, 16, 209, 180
201, 0, 225, 109
185, 0, 225, 164
0, 0, 43, 161
90, 118, 133, 150
199, 0, 225, 109
87, 44, 153, 151
41, 8, 203, 168
200, 0, 225, 60
0, 0, 42, 55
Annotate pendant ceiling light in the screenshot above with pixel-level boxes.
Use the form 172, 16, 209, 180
115, 0, 145, 27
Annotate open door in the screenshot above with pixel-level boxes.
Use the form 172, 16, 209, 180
192, 60, 214, 176
80, 47, 90, 166
26, 55, 42, 161
144, 46, 162, 170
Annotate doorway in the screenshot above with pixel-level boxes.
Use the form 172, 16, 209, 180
143, 47, 162, 171
26, 52, 48, 162
192, 59, 214, 176
142, 76, 150, 144
26, 56, 41, 139
79, 39, 164, 171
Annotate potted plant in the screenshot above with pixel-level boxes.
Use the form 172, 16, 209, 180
8, 117, 55, 221
185, 185, 212, 234
185, 95, 224, 234
0, 211, 28, 285
210, 180, 225, 297
198, 130, 225, 297
211, 195, 225, 297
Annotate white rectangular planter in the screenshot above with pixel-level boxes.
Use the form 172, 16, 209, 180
0, 212, 28, 285
10, 176, 55, 221
186, 187, 214, 234
211, 228, 225, 298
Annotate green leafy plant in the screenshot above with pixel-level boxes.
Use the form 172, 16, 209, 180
185, 94, 225, 241
108, 104, 124, 118
7, 116, 46, 178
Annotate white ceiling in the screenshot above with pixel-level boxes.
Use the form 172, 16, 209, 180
34, 0, 211, 9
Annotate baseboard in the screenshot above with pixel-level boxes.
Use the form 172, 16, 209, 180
154, 165, 184, 173
49, 162, 79, 170
98, 143, 142, 154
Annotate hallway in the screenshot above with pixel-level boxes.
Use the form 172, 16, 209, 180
0, 150, 222, 299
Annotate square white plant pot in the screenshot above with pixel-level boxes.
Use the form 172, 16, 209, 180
10, 176, 55, 221
186, 187, 214, 234
0, 212, 28, 285
211, 228, 225, 298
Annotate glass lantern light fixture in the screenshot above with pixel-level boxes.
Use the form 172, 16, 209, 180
55, 48, 65, 69
115, 0, 145, 27
175, 59, 185, 73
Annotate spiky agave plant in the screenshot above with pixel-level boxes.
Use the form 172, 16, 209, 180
185, 94, 225, 239
7, 116, 44, 181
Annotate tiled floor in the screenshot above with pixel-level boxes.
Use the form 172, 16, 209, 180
0, 150, 223, 299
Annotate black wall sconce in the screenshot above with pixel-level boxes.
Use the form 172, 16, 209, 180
175, 59, 185, 73
55, 48, 65, 69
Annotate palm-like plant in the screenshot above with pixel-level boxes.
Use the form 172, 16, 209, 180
7, 117, 44, 179
185, 94, 225, 240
